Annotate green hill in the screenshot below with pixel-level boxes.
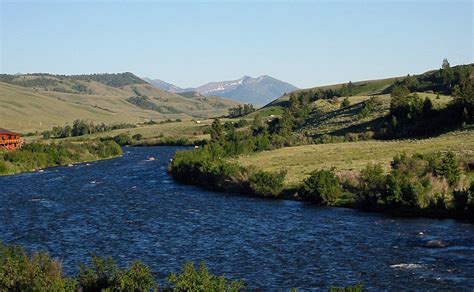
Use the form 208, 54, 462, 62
258, 63, 473, 139
0, 73, 238, 132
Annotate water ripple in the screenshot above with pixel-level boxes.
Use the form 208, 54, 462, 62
0, 146, 473, 289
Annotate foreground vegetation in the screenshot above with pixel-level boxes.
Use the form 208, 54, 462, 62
0, 243, 364, 291
0, 140, 122, 175
0, 242, 244, 291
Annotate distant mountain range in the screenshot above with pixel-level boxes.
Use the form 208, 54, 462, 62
144, 75, 298, 106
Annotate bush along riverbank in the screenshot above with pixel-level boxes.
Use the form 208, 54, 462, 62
0, 140, 122, 175
0, 242, 244, 291
0, 242, 363, 291
169, 120, 474, 220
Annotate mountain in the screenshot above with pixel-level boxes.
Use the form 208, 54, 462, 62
144, 75, 298, 106
0, 73, 238, 132
142, 77, 184, 93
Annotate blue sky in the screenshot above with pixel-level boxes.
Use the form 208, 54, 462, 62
1, 0, 472, 88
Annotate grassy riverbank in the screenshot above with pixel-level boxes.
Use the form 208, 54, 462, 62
0, 140, 122, 175
236, 130, 474, 184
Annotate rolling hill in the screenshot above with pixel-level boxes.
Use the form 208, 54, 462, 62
0, 73, 238, 132
258, 64, 473, 138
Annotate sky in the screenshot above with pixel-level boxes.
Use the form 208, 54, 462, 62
1, 0, 472, 88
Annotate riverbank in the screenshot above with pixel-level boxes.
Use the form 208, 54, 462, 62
169, 142, 474, 221
0, 140, 122, 176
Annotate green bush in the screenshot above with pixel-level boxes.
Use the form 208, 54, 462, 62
382, 169, 429, 208
301, 169, 342, 204
453, 181, 474, 218
167, 262, 244, 292
425, 151, 461, 186
132, 133, 143, 140
340, 97, 350, 108
113, 134, 132, 146
0, 243, 246, 291
0, 161, 8, 174
249, 170, 286, 197
0, 242, 76, 291
358, 163, 385, 208
78, 255, 155, 291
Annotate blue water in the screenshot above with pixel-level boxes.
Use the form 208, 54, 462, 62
0, 146, 473, 289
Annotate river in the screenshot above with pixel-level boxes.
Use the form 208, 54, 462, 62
0, 146, 473, 289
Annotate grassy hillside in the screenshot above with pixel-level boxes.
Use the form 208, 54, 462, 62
267, 76, 399, 107
0, 73, 238, 132
259, 64, 472, 138
236, 130, 474, 184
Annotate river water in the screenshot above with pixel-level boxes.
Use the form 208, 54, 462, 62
0, 146, 473, 289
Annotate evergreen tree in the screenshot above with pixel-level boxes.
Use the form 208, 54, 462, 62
210, 119, 224, 144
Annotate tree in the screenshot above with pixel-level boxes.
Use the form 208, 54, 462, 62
391, 85, 410, 99
442, 58, 450, 70
210, 118, 224, 144
251, 114, 265, 136
422, 97, 433, 115
452, 78, 473, 123
440, 58, 454, 92
347, 81, 354, 96
277, 109, 294, 137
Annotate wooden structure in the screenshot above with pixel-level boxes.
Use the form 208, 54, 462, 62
0, 128, 23, 150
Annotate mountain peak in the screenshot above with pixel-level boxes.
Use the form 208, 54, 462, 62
144, 74, 298, 106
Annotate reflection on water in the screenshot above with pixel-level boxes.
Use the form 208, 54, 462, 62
0, 146, 473, 289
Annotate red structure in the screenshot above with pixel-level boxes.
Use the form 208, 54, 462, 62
0, 128, 23, 150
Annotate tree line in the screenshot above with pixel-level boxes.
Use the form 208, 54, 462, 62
42, 120, 136, 139
227, 104, 256, 118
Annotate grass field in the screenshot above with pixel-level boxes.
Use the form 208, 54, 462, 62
235, 129, 474, 184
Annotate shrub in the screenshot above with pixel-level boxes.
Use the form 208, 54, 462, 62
425, 151, 461, 186
167, 262, 244, 292
0, 242, 76, 291
77, 255, 155, 291
249, 170, 286, 197
358, 163, 385, 208
0, 161, 8, 174
113, 133, 131, 146
340, 97, 350, 108
132, 133, 143, 140
382, 168, 431, 208
453, 182, 474, 218
301, 169, 342, 204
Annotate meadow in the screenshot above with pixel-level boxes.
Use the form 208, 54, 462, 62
236, 129, 474, 184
